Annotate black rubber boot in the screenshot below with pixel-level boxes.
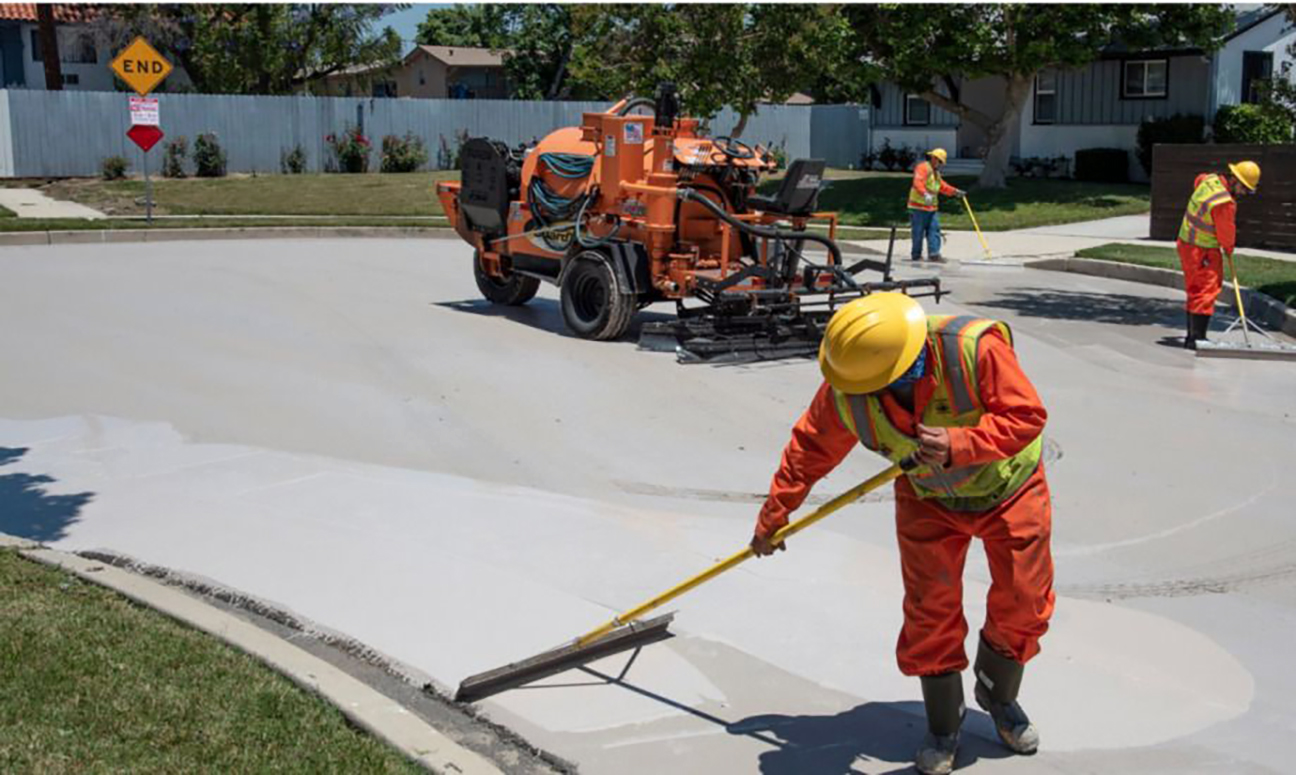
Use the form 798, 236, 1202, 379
1192, 313, 1212, 346
1184, 312, 1197, 350
973, 637, 1038, 755
916, 672, 965, 775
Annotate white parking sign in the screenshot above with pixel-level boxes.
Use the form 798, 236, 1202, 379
129, 96, 160, 126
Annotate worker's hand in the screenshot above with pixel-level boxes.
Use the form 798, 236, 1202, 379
924, 194, 936, 205
751, 533, 787, 557
915, 424, 951, 467
954, 189, 968, 199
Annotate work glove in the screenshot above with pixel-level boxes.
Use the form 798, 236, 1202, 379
924, 193, 936, 205
954, 189, 968, 199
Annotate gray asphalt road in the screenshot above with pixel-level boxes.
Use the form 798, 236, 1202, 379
2, 239, 1293, 774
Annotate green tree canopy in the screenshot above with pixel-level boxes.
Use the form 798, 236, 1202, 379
569, 4, 851, 136
843, 4, 1235, 186
98, 4, 403, 95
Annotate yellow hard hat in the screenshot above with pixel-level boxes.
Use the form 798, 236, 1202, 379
819, 293, 927, 395
928, 148, 948, 164
1228, 160, 1260, 191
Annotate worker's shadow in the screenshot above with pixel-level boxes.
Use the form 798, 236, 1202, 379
970, 287, 1184, 328
0, 447, 95, 543
729, 703, 1011, 774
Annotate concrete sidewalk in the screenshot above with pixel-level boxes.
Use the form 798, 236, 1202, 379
0, 187, 106, 219
853, 214, 1296, 263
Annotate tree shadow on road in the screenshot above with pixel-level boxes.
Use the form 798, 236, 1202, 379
0, 447, 94, 542
729, 703, 1011, 775
968, 287, 1184, 328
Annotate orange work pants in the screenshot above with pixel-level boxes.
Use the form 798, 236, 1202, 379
1176, 240, 1223, 316
894, 465, 1054, 676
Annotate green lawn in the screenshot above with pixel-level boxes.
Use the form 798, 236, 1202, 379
19, 168, 1150, 233
0, 205, 15, 218
806, 174, 1151, 231
0, 549, 421, 773
1075, 242, 1296, 307
44, 172, 458, 217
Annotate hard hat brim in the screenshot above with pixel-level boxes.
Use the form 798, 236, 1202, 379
818, 311, 928, 395
1228, 163, 1257, 191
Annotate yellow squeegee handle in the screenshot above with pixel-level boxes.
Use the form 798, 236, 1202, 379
575, 457, 917, 647
962, 196, 993, 260
1225, 251, 1252, 346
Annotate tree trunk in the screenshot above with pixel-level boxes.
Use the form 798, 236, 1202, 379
730, 110, 750, 139
545, 45, 570, 100
36, 5, 63, 90
977, 74, 1032, 189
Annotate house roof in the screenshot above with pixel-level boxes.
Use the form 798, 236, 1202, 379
1227, 7, 1283, 41
412, 45, 505, 68
0, 4, 98, 22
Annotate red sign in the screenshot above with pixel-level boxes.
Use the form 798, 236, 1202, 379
127, 124, 164, 152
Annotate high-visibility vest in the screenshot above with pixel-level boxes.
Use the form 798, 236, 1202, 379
831, 315, 1043, 512
908, 161, 943, 211
1178, 174, 1234, 249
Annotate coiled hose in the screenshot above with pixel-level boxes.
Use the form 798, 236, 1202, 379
528, 152, 620, 251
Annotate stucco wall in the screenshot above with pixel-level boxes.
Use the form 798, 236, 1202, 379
1212, 13, 1296, 118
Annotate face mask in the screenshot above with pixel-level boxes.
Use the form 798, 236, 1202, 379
890, 346, 927, 388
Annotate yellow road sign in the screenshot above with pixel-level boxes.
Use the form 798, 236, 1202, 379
110, 37, 173, 97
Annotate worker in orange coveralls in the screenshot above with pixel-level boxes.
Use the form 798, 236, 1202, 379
908, 148, 966, 262
1177, 160, 1261, 349
750, 293, 1053, 775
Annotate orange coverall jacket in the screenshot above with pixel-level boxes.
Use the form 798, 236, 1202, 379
757, 330, 1055, 675
1176, 173, 1238, 315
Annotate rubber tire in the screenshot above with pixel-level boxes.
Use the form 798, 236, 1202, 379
473, 251, 540, 306
560, 252, 635, 341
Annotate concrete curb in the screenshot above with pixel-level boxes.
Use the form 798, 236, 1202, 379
1026, 255, 1296, 338
0, 226, 460, 247
6, 542, 503, 775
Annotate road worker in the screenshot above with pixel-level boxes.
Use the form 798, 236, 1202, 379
1177, 160, 1260, 349
751, 293, 1053, 775
909, 148, 966, 262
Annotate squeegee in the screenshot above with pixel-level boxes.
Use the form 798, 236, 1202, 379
1195, 252, 1296, 361
455, 457, 918, 703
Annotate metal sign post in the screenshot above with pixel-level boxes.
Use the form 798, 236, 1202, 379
111, 38, 172, 227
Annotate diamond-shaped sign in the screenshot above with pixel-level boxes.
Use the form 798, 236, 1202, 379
127, 124, 164, 153
110, 37, 173, 97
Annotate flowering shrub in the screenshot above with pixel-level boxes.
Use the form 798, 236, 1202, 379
326, 126, 371, 173
380, 132, 429, 173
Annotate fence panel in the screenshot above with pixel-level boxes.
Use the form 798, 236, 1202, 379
1150, 143, 1296, 251
0, 90, 868, 178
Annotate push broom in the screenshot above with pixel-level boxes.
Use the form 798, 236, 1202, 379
455, 456, 918, 702
1195, 251, 1296, 361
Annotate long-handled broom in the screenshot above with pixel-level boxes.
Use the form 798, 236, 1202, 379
455, 456, 918, 702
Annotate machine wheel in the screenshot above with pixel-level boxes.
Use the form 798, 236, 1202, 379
473, 251, 540, 306
560, 252, 634, 340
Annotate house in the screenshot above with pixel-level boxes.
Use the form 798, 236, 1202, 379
313, 45, 509, 100
870, 8, 1296, 180
0, 4, 113, 90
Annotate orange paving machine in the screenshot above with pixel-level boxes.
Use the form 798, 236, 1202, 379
437, 84, 943, 362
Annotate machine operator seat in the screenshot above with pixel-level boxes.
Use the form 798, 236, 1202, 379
748, 158, 826, 217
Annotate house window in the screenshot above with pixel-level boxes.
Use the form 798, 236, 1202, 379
1241, 51, 1274, 104
30, 31, 99, 64
904, 94, 930, 126
61, 73, 79, 85
372, 81, 396, 98
1034, 70, 1057, 124
30, 30, 41, 61
1123, 59, 1168, 99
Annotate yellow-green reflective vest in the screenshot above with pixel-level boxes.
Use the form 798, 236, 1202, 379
1178, 174, 1234, 249
832, 315, 1043, 512
907, 161, 943, 211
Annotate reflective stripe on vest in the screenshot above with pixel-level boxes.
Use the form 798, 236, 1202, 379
833, 315, 1041, 511
908, 161, 943, 210
1178, 176, 1233, 249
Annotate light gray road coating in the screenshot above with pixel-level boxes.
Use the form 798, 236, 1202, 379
2, 240, 1294, 774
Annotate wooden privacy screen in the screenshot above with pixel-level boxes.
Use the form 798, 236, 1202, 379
1151, 143, 1296, 251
